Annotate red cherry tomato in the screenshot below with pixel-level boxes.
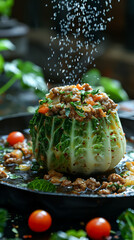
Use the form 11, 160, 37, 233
7, 131, 25, 146
28, 210, 52, 232
86, 217, 111, 240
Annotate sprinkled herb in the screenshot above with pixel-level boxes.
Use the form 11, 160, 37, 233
108, 183, 123, 190
91, 89, 99, 95
68, 91, 73, 96
81, 89, 99, 101
92, 102, 102, 109
70, 102, 85, 117
40, 98, 52, 105
60, 91, 65, 94
48, 105, 53, 109
107, 109, 111, 114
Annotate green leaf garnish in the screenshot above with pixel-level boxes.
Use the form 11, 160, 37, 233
40, 98, 53, 105
27, 178, 56, 192
70, 102, 85, 117
117, 209, 134, 240
92, 102, 102, 109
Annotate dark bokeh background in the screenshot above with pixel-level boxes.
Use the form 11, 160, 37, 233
9, 0, 133, 98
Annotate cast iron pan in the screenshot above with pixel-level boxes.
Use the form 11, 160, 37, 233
0, 113, 134, 220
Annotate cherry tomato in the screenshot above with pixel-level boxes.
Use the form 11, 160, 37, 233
28, 210, 52, 232
7, 131, 25, 146
86, 217, 111, 240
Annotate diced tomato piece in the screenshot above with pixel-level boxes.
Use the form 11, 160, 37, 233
76, 84, 83, 90
38, 106, 49, 114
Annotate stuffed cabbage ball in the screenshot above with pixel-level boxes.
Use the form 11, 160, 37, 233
30, 83, 126, 175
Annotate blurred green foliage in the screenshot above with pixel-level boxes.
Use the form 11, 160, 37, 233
82, 68, 129, 102
0, 39, 48, 97
0, 0, 14, 16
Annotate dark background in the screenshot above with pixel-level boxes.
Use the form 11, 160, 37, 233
8, 0, 134, 98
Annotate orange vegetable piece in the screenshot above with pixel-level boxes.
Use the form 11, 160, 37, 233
76, 84, 83, 90
38, 106, 49, 114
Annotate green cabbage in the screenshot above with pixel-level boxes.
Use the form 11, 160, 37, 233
30, 111, 126, 175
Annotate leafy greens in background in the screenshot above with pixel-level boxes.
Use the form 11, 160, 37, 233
0, 208, 8, 238
82, 68, 129, 102
0, 0, 14, 16
117, 208, 134, 240
50, 230, 88, 240
0, 39, 48, 97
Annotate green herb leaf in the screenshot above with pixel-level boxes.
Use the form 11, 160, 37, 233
92, 102, 102, 109
27, 178, 56, 192
117, 208, 134, 240
40, 98, 52, 105
60, 91, 65, 94
0, 208, 8, 238
70, 102, 85, 117
91, 89, 99, 95
107, 183, 123, 190
75, 109, 85, 117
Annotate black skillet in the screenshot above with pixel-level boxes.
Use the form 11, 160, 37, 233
0, 113, 134, 220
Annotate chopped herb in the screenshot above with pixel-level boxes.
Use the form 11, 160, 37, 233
81, 89, 99, 101
48, 105, 53, 109
92, 102, 102, 108
107, 109, 111, 114
70, 101, 81, 107
70, 102, 85, 117
68, 91, 73, 96
27, 178, 56, 192
40, 98, 52, 105
65, 108, 70, 117
91, 89, 99, 95
60, 91, 65, 94
108, 183, 123, 190
75, 109, 85, 117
